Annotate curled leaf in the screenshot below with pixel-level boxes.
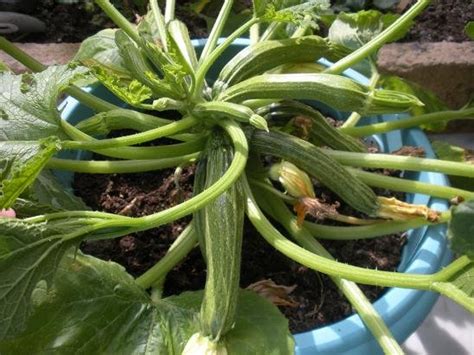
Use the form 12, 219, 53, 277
247, 279, 299, 308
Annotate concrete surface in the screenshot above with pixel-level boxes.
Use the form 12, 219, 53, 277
0, 42, 80, 72
403, 297, 474, 355
378, 42, 474, 109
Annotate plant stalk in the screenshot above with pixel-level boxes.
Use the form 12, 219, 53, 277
62, 116, 199, 150
47, 153, 199, 174
349, 168, 474, 201
136, 224, 197, 289
95, 0, 141, 44
340, 108, 474, 137
198, 0, 234, 65
325, 149, 474, 178
304, 211, 450, 240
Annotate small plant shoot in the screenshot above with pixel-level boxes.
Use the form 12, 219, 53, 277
0, 0, 473, 354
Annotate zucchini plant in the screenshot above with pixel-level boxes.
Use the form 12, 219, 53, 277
0, 0, 473, 354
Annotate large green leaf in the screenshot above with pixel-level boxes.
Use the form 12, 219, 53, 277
0, 66, 84, 141
0, 219, 75, 339
448, 200, 474, 259
328, 10, 407, 50
328, 10, 411, 75
0, 138, 61, 208
432, 141, 474, 190
25, 170, 88, 212
12, 170, 88, 217
432, 258, 474, 314
0, 252, 294, 354
74, 28, 124, 69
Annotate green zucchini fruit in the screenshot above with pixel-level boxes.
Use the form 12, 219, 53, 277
214, 36, 350, 93
194, 129, 245, 341
250, 129, 379, 216
219, 73, 423, 115
259, 101, 367, 152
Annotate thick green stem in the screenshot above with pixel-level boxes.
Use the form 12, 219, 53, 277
47, 153, 199, 174
165, 0, 176, 22
341, 67, 380, 128
136, 224, 197, 289
63, 86, 117, 112
254, 185, 403, 355
324, 0, 431, 74
304, 211, 450, 240
325, 149, 474, 178
340, 108, 474, 137
24, 210, 133, 224
243, 176, 435, 289
193, 17, 259, 99
62, 116, 199, 150
349, 168, 474, 201
95, 0, 141, 44
199, 0, 234, 64
150, 0, 168, 51
0, 36, 45, 72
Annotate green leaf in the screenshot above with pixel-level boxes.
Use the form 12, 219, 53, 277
84, 60, 153, 108
74, 28, 124, 69
0, 66, 84, 141
328, 10, 410, 75
448, 200, 474, 259
1, 252, 294, 354
0, 219, 76, 339
0, 138, 61, 209
432, 141, 474, 190
465, 21, 474, 40
0, 59, 10, 73
432, 257, 474, 313
329, 10, 407, 50
16, 170, 88, 215
253, 0, 268, 16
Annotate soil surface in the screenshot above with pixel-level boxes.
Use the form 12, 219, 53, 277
7, 0, 472, 43
402, 0, 474, 42
74, 155, 406, 334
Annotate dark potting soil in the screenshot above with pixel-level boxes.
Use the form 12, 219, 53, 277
10, 0, 472, 43
402, 0, 474, 42
73, 158, 406, 334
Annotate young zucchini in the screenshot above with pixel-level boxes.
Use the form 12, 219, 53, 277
250, 129, 380, 216
194, 129, 245, 342
214, 35, 350, 93
258, 101, 367, 152
219, 73, 423, 115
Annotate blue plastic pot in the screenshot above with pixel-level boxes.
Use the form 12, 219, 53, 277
58, 38, 451, 355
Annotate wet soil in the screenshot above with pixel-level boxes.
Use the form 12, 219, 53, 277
73, 156, 406, 334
